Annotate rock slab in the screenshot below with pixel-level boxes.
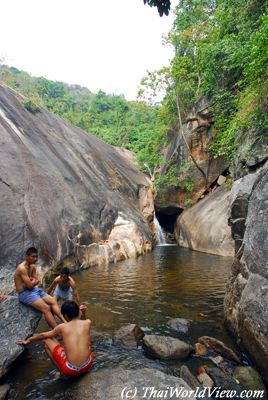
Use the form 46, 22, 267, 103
224, 163, 268, 385
0, 295, 41, 378
63, 367, 194, 400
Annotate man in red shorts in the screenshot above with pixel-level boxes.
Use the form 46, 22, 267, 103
16, 301, 94, 377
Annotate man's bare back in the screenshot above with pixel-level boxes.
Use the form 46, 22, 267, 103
16, 300, 94, 377
55, 318, 91, 365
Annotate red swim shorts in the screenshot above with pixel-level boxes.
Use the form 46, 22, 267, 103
52, 344, 94, 377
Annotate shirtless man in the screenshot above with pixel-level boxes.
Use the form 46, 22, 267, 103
14, 247, 66, 328
47, 267, 80, 305
16, 300, 94, 378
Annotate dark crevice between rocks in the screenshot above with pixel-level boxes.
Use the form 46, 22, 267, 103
201, 167, 230, 197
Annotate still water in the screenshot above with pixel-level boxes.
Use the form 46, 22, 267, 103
6, 246, 234, 399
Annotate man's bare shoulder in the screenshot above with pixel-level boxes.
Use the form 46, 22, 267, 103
69, 276, 76, 288
53, 323, 65, 335
15, 262, 27, 273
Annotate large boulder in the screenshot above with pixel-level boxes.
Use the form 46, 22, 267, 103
0, 296, 41, 378
113, 324, 145, 348
233, 366, 266, 394
142, 335, 193, 360
62, 367, 194, 400
224, 162, 268, 385
167, 318, 191, 334
174, 187, 234, 256
0, 84, 154, 293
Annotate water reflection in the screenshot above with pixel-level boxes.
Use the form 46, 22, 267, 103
7, 246, 233, 399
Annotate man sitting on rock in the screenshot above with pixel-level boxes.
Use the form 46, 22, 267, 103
14, 247, 66, 328
16, 300, 94, 378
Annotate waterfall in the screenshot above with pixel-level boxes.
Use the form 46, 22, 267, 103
154, 215, 166, 245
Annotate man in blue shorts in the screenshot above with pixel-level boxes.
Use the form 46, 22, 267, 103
14, 247, 66, 328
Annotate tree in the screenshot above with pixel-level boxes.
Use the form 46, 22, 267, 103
143, 0, 171, 16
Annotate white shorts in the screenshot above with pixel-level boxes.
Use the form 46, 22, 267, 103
54, 285, 73, 301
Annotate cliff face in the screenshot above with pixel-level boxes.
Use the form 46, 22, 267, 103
0, 85, 154, 293
224, 163, 268, 384
155, 97, 228, 214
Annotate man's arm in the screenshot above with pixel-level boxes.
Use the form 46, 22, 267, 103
47, 277, 59, 295
31, 265, 40, 286
16, 325, 62, 345
70, 278, 80, 305
19, 267, 38, 290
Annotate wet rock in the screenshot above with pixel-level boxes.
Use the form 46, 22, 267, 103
113, 324, 145, 348
167, 318, 191, 334
197, 372, 214, 388
142, 335, 193, 360
205, 367, 244, 394
0, 384, 9, 400
198, 336, 240, 363
0, 296, 41, 378
233, 366, 267, 395
180, 365, 201, 389
175, 188, 234, 256
195, 343, 207, 356
63, 367, 194, 400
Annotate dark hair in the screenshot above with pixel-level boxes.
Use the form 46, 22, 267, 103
26, 247, 38, 256
61, 301, 79, 320
60, 267, 70, 276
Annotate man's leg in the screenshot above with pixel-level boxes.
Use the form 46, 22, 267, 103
44, 338, 61, 369
42, 295, 66, 323
31, 298, 58, 328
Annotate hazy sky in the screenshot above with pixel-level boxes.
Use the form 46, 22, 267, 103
0, 0, 176, 100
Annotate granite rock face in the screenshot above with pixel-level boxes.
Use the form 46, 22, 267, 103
155, 97, 228, 214
0, 85, 154, 293
0, 296, 41, 378
224, 162, 268, 384
228, 172, 259, 253
175, 187, 234, 256
63, 367, 194, 400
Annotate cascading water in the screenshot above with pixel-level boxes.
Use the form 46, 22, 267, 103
154, 214, 166, 245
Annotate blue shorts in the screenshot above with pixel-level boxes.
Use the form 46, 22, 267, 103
54, 285, 73, 301
18, 287, 48, 305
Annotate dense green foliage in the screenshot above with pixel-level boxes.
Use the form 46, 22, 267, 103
140, 0, 268, 160
0, 65, 167, 173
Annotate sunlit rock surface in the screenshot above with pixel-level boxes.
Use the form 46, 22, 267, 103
0, 84, 154, 293
174, 187, 234, 256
